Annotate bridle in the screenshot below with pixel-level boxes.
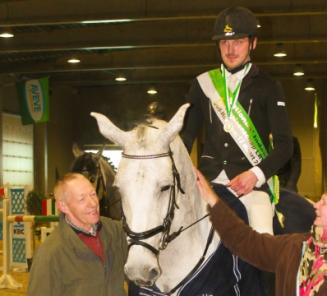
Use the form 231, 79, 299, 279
78, 154, 121, 208
78, 154, 107, 200
121, 149, 214, 295
121, 150, 186, 255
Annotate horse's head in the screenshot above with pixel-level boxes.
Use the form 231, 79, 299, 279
71, 144, 118, 187
91, 104, 197, 287
71, 145, 104, 184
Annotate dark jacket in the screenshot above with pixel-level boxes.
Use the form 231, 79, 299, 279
209, 199, 327, 295
181, 65, 293, 183
277, 136, 301, 191
28, 215, 127, 296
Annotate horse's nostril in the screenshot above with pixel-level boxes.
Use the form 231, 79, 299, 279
149, 267, 159, 279
135, 279, 151, 287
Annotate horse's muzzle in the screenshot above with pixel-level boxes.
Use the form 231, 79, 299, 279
125, 263, 160, 287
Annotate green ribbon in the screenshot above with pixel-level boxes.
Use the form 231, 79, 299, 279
208, 68, 279, 204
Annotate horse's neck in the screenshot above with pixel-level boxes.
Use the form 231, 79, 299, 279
154, 138, 218, 293
98, 157, 115, 187
171, 137, 208, 225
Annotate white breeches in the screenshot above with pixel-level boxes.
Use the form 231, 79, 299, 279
239, 191, 274, 235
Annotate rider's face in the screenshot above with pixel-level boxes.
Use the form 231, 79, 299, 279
314, 193, 327, 230
219, 37, 256, 70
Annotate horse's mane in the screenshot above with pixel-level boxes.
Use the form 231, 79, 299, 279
71, 152, 115, 176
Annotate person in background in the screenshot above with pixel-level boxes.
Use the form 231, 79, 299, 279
196, 169, 327, 296
28, 173, 127, 296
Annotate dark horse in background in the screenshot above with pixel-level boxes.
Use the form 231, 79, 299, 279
70, 144, 122, 220
274, 188, 315, 234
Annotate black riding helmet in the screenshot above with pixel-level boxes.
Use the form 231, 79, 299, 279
212, 6, 258, 41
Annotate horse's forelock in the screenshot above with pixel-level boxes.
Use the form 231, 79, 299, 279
135, 126, 148, 148
71, 153, 97, 174
133, 121, 164, 149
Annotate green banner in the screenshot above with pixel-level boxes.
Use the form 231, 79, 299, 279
17, 77, 49, 125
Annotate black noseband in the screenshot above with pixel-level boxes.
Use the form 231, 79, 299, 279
121, 150, 184, 255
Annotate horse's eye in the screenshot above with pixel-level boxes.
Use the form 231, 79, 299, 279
160, 185, 171, 192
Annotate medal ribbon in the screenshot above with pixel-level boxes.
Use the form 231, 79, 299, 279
222, 66, 242, 118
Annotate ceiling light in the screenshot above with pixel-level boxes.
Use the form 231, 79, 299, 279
273, 43, 287, 58
256, 20, 261, 28
304, 80, 315, 92
147, 88, 157, 95
293, 65, 305, 77
115, 76, 127, 82
81, 19, 131, 24
0, 31, 14, 38
67, 58, 80, 64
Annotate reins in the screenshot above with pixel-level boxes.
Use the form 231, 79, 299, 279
167, 227, 214, 295
121, 148, 213, 294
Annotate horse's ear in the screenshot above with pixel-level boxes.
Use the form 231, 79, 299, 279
90, 112, 129, 148
72, 143, 84, 158
159, 103, 190, 146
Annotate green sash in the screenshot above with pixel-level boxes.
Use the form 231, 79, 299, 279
197, 67, 279, 204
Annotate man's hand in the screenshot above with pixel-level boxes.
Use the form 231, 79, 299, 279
228, 170, 258, 197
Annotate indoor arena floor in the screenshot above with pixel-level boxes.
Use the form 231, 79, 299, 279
0, 271, 28, 296
0, 240, 29, 296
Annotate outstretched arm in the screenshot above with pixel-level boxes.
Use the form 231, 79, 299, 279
196, 169, 297, 272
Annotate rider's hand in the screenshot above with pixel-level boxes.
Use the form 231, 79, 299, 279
228, 170, 258, 197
